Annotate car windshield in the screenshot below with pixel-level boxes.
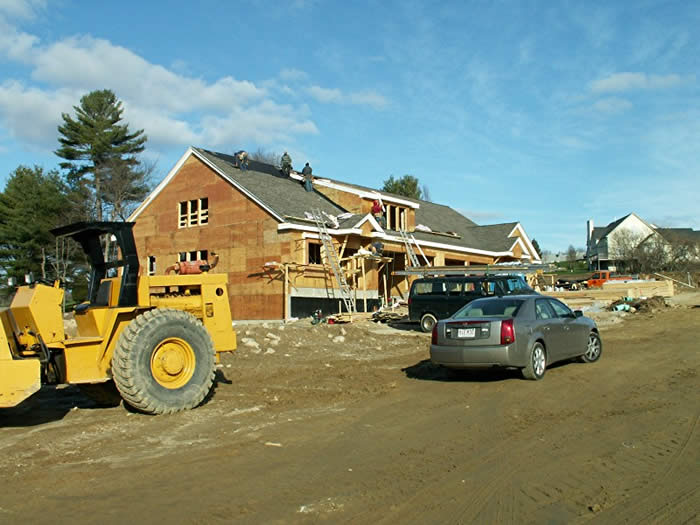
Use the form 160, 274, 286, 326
453, 298, 525, 318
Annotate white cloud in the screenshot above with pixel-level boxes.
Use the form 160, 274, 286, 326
0, 81, 79, 147
0, 21, 323, 153
126, 105, 201, 147
558, 136, 592, 150
592, 97, 632, 114
0, 15, 388, 157
0, 18, 38, 60
307, 85, 388, 109
590, 72, 686, 93
307, 85, 342, 103
348, 91, 388, 109
0, 0, 45, 19
279, 68, 308, 82
200, 99, 319, 148
30, 35, 266, 112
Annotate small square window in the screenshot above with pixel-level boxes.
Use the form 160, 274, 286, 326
179, 250, 209, 262
308, 243, 322, 265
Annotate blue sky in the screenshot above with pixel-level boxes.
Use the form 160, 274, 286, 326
1, 0, 698, 254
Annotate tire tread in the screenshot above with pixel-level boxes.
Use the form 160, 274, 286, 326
112, 308, 216, 415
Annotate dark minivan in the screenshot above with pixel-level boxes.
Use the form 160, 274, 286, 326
408, 274, 535, 332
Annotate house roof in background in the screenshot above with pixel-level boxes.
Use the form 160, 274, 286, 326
656, 227, 700, 244
590, 213, 700, 248
590, 213, 632, 245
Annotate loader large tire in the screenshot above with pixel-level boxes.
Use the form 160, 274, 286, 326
112, 308, 216, 415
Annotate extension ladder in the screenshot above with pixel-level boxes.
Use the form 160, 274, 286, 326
399, 228, 421, 267
311, 210, 356, 313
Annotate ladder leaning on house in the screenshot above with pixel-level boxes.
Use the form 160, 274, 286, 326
399, 228, 421, 267
311, 209, 356, 314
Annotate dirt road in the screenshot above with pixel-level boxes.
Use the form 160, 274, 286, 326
1, 303, 698, 524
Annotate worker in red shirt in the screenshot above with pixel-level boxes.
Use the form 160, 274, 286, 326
371, 199, 386, 228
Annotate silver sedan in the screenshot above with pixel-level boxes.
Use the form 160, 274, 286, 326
429, 295, 602, 380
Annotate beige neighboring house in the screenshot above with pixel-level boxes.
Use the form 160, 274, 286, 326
586, 213, 700, 270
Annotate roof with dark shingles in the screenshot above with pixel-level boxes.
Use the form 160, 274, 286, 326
656, 227, 700, 244
194, 148, 345, 220
590, 214, 632, 245
194, 148, 523, 254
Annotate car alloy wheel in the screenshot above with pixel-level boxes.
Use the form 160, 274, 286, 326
581, 332, 602, 363
523, 342, 546, 380
532, 345, 545, 376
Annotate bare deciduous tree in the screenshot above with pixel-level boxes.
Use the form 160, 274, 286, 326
248, 148, 280, 166
608, 229, 700, 274
101, 158, 155, 221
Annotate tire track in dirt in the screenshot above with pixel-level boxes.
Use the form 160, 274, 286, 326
582, 413, 700, 524
359, 401, 576, 524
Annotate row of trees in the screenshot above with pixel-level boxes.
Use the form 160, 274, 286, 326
0, 89, 152, 301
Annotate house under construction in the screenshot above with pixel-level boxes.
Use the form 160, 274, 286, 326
128, 147, 541, 320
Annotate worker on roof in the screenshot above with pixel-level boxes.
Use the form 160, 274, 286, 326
281, 151, 292, 177
302, 162, 313, 191
371, 199, 386, 228
234, 150, 249, 170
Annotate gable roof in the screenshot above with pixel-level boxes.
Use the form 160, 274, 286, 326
656, 227, 700, 244
590, 213, 632, 245
130, 147, 538, 261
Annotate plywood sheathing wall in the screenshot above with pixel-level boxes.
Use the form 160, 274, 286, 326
132, 155, 290, 320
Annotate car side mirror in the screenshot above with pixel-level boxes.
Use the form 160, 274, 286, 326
574, 310, 583, 318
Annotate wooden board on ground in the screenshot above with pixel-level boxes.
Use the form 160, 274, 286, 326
550, 280, 674, 309
328, 312, 374, 324
601, 279, 674, 297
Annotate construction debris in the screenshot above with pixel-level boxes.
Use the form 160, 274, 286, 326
610, 296, 668, 314
371, 311, 406, 323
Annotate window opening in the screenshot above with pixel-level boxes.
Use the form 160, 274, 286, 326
308, 243, 322, 265
385, 204, 409, 230
178, 250, 208, 262
178, 198, 209, 228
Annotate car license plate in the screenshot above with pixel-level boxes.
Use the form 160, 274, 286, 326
457, 328, 476, 338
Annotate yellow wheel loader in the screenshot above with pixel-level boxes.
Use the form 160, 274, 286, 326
0, 222, 236, 414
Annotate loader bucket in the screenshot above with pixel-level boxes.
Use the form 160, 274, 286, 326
0, 317, 41, 407
0, 358, 41, 408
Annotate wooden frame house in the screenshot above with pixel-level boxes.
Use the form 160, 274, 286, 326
129, 147, 541, 320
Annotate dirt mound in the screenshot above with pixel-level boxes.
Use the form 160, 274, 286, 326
610, 295, 668, 314
635, 295, 668, 313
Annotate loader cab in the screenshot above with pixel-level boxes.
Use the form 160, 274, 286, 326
51, 221, 140, 309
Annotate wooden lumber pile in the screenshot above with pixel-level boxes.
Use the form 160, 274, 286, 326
549, 279, 674, 309
601, 279, 674, 298
371, 311, 408, 323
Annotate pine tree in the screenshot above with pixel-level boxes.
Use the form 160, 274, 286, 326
382, 175, 423, 199
55, 89, 147, 221
531, 238, 543, 258
0, 166, 71, 285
